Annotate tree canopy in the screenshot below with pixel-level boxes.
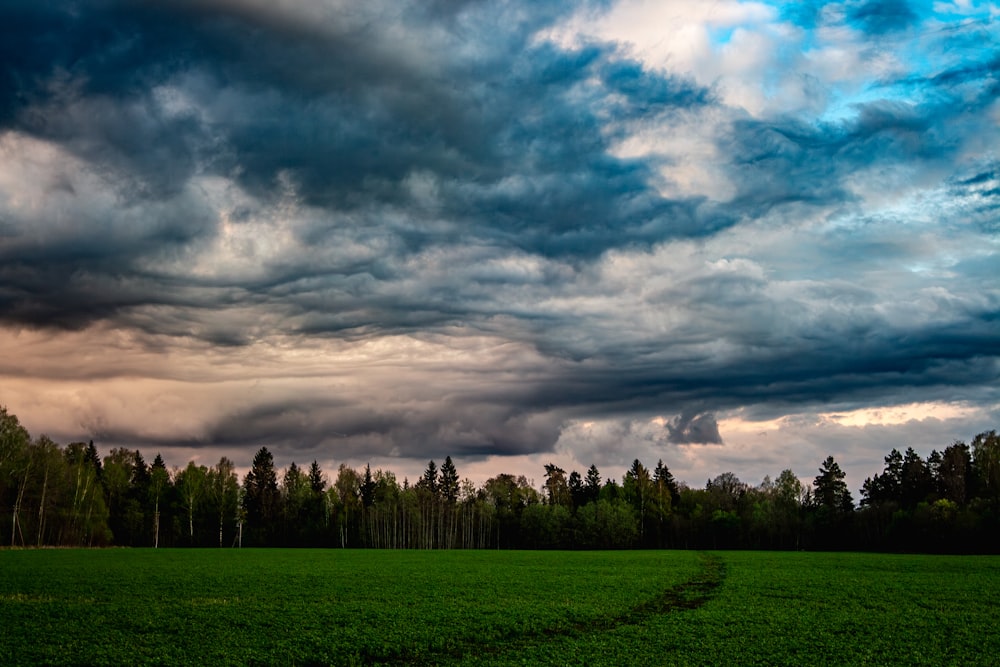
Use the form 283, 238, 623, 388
1, 406, 998, 552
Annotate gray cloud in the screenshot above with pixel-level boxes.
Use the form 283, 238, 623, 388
667, 412, 723, 445
0, 0, 997, 472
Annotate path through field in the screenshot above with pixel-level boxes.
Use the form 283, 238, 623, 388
3, 549, 999, 665
383, 552, 726, 665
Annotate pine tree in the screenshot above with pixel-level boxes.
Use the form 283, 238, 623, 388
243, 447, 280, 546
438, 457, 460, 548
418, 461, 438, 495
653, 459, 681, 508
416, 461, 439, 548
568, 470, 585, 508
814, 456, 853, 515
900, 448, 932, 509
624, 459, 653, 545
439, 457, 459, 505
937, 442, 972, 505
361, 464, 376, 508
305, 460, 328, 546
584, 465, 602, 503
308, 460, 326, 494
84, 441, 102, 480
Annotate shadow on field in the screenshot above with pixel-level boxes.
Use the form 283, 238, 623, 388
371, 552, 726, 666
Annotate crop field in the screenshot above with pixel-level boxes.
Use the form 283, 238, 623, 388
1, 549, 998, 666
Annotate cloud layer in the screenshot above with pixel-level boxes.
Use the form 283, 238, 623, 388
1, 0, 998, 488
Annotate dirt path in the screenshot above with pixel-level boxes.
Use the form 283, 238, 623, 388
377, 552, 727, 665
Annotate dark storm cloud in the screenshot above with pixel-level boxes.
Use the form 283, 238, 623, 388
64, 302, 1000, 462
667, 412, 723, 445
506, 271, 1000, 426
0, 0, 718, 334
169, 395, 564, 463
1, 0, 998, 464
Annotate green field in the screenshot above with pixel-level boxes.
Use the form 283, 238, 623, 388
1, 549, 998, 666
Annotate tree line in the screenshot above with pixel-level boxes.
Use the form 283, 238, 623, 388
1, 406, 998, 552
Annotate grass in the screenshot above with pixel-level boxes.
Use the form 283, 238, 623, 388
0, 549, 998, 665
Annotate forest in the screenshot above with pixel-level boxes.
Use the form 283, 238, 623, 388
1, 406, 998, 553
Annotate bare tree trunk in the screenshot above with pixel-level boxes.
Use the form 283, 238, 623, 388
76, 474, 93, 546
12, 460, 31, 547
84, 494, 95, 547
70, 464, 84, 543
37, 457, 50, 547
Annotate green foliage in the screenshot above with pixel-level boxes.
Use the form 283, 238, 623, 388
575, 499, 638, 549
2, 405, 1000, 551
469, 551, 1000, 666
1, 549, 998, 666
243, 447, 280, 546
0, 549, 699, 665
439, 456, 460, 505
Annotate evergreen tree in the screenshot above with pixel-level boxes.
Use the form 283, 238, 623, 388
814, 456, 853, 514
439, 457, 459, 505
308, 460, 326, 494
568, 470, 585, 508
281, 462, 312, 545
360, 464, 376, 509
937, 441, 972, 505
305, 460, 328, 546
103, 448, 147, 546
653, 459, 681, 508
415, 461, 440, 548
600, 479, 621, 502
84, 441, 102, 480
131, 450, 152, 545
243, 447, 280, 546
865, 449, 904, 507
649, 460, 678, 547
584, 465, 602, 503
418, 461, 438, 495
926, 449, 943, 496
438, 457, 460, 548
900, 448, 933, 509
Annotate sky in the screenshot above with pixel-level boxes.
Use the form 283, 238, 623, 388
1, 0, 998, 493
